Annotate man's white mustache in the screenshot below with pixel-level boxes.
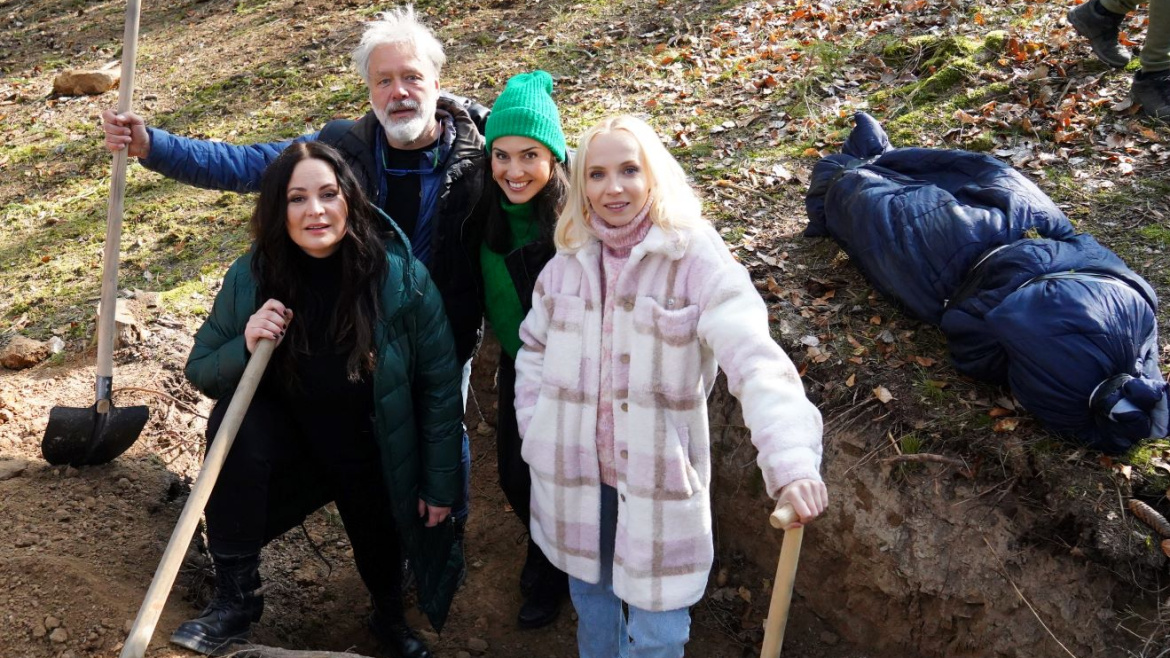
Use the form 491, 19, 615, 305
384, 100, 421, 116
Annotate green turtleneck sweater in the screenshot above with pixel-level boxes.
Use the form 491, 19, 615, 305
480, 200, 540, 359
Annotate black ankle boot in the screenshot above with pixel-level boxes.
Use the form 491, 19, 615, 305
517, 556, 567, 630
170, 551, 264, 656
369, 602, 433, 658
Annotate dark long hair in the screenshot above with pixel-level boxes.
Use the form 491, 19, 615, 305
249, 141, 388, 381
482, 159, 569, 255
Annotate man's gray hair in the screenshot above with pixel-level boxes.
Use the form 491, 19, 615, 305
351, 5, 447, 85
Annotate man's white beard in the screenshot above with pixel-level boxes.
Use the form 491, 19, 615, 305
374, 101, 431, 146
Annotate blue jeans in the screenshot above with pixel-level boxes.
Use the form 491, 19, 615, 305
452, 359, 473, 521
569, 485, 692, 658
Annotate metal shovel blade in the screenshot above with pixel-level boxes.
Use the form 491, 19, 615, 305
42, 402, 149, 467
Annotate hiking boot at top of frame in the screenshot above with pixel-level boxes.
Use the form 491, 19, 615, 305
1067, 0, 1132, 68
170, 551, 264, 656
1133, 69, 1170, 119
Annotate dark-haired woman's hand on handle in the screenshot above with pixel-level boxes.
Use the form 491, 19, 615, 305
418, 499, 452, 528
245, 299, 293, 354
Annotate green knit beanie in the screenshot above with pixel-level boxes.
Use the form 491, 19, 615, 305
485, 70, 567, 162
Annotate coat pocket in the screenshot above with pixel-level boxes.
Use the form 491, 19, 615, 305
541, 294, 587, 391
630, 298, 703, 403
677, 425, 705, 495
652, 423, 704, 500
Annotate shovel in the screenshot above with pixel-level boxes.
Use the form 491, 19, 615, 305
761, 503, 803, 658
120, 338, 276, 658
41, 0, 148, 467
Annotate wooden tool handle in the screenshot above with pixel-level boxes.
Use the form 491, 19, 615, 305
761, 503, 804, 658
94, 0, 142, 408
770, 502, 798, 529
119, 340, 275, 658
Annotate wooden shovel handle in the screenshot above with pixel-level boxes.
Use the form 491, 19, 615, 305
94, 0, 142, 410
770, 502, 799, 529
119, 339, 276, 658
761, 503, 804, 658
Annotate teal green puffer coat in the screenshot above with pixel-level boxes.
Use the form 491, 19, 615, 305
184, 209, 464, 629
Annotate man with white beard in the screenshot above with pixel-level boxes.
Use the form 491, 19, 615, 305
102, 6, 483, 658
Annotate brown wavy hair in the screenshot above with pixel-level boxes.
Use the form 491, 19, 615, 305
249, 141, 388, 381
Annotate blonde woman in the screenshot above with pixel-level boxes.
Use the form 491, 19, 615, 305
513, 115, 828, 656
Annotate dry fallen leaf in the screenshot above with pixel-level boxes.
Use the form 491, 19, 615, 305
913, 356, 936, 367
988, 407, 1014, 418
954, 109, 977, 124
993, 417, 1020, 432
1111, 97, 1136, 112
873, 386, 894, 404
1116, 463, 1133, 481
845, 373, 856, 388
1025, 64, 1050, 81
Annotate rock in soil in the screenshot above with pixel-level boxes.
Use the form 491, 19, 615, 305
52, 68, 119, 95
0, 458, 28, 481
1, 337, 49, 370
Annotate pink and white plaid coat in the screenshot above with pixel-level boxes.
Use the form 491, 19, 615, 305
514, 221, 823, 611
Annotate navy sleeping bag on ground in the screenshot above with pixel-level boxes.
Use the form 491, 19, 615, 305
805, 112, 1075, 324
804, 112, 1168, 453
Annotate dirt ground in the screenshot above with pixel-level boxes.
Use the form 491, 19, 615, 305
0, 326, 867, 658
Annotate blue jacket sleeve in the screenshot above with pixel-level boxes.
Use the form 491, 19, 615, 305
141, 128, 320, 192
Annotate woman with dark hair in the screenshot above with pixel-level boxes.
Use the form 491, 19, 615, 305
178, 140, 462, 658
477, 70, 571, 629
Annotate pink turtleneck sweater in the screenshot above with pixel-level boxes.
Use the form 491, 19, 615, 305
590, 203, 653, 487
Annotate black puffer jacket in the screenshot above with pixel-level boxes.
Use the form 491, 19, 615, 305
318, 95, 488, 363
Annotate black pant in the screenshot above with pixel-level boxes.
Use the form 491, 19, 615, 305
496, 354, 564, 584
204, 388, 401, 607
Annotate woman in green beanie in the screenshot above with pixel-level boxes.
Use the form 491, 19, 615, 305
479, 69, 570, 629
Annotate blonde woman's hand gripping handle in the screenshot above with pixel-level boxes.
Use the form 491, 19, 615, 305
761, 478, 827, 658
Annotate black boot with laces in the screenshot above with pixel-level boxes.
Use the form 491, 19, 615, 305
170, 551, 264, 656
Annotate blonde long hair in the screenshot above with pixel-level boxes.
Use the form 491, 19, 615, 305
555, 115, 705, 251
